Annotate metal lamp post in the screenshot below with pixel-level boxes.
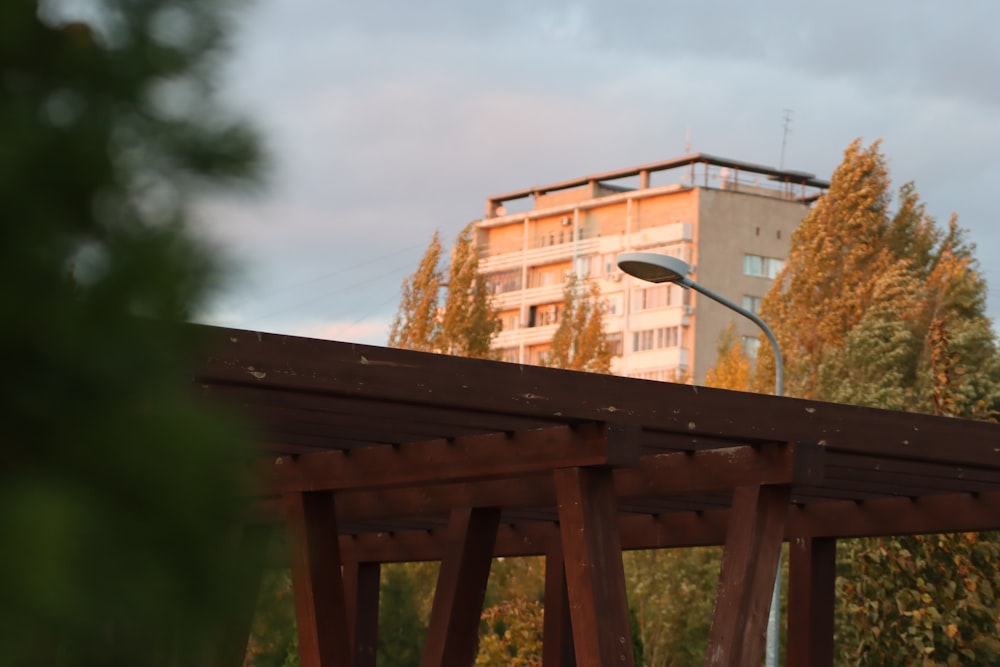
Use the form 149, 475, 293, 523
616, 251, 784, 667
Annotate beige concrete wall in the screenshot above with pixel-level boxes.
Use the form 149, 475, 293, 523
691, 189, 810, 384
632, 191, 698, 237
535, 185, 592, 210
484, 222, 524, 256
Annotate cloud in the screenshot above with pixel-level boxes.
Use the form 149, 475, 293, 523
296, 319, 390, 346
201, 0, 1000, 340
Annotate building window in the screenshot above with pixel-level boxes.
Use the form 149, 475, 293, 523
631, 284, 677, 312
486, 269, 521, 294
743, 254, 784, 279
528, 304, 560, 328
742, 336, 760, 359
605, 332, 623, 356
633, 326, 680, 352
501, 313, 520, 331
742, 295, 762, 314
501, 347, 519, 363
603, 294, 624, 316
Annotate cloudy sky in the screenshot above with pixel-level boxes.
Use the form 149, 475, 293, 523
198, 0, 1000, 346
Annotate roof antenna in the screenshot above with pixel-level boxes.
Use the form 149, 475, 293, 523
684, 125, 695, 184
779, 109, 793, 169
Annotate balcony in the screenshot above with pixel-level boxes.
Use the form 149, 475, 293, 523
494, 323, 559, 348
480, 238, 600, 273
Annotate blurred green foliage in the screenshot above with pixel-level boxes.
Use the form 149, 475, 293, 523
0, 1, 263, 664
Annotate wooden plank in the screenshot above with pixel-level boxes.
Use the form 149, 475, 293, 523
704, 484, 790, 667
615, 442, 823, 498
281, 491, 1000, 565
823, 452, 1000, 494
542, 545, 576, 667
199, 325, 1000, 468
343, 561, 380, 667
266, 444, 817, 521
199, 382, 561, 443
263, 423, 639, 495
554, 467, 634, 667
787, 536, 835, 667
788, 491, 1000, 538
284, 491, 353, 667
421, 507, 501, 667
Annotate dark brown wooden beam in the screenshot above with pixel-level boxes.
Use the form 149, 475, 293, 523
788, 491, 1000, 538
823, 451, 1000, 494
266, 443, 819, 522
263, 423, 639, 495
554, 467, 634, 667
200, 382, 563, 444
199, 326, 1000, 469
420, 507, 501, 667
343, 561, 380, 667
284, 491, 353, 667
705, 484, 790, 667
787, 536, 835, 667
542, 545, 576, 667
279, 491, 1000, 565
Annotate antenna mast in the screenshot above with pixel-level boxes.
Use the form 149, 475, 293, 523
779, 109, 793, 169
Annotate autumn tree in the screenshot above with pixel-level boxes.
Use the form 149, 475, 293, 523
388, 231, 445, 352
439, 225, 501, 359
704, 323, 752, 391
544, 274, 614, 373
389, 227, 500, 358
755, 139, 1000, 665
1, 1, 263, 664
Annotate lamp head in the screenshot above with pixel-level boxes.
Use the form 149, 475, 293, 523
617, 252, 692, 285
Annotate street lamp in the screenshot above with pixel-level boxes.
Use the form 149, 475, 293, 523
616, 252, 783, 395
616, 251, 784, 667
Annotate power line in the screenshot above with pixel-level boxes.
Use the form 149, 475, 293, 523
227, 239, 428, 310
246, 261, 413, 323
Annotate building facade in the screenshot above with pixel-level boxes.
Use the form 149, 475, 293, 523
474, 154, 829, 384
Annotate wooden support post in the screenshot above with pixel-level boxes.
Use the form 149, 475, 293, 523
284, 491, 353, 667
420, 507, 501, 667
343, 560, 381, 667
787, 536, 835, 667
543, 544, 577, 667
704, 484, 790, 667
554, 467, 634, 667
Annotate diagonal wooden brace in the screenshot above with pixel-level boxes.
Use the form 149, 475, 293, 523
554, 466, 634, 667
420, 506, 501, 667
705, 483, 791, 667
284, 491, 354, 667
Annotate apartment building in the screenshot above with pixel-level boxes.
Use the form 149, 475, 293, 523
474, 153, 829, 384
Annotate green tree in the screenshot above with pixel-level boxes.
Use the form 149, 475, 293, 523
755, 139, 1000, 665
0, 1, 263, 665
389, 228, 500, 357
245, 570, 299, 667
704, 323, 752, 392
544, 274, 614, 373
378, 563, 437, 667
624, 547, 721, 667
